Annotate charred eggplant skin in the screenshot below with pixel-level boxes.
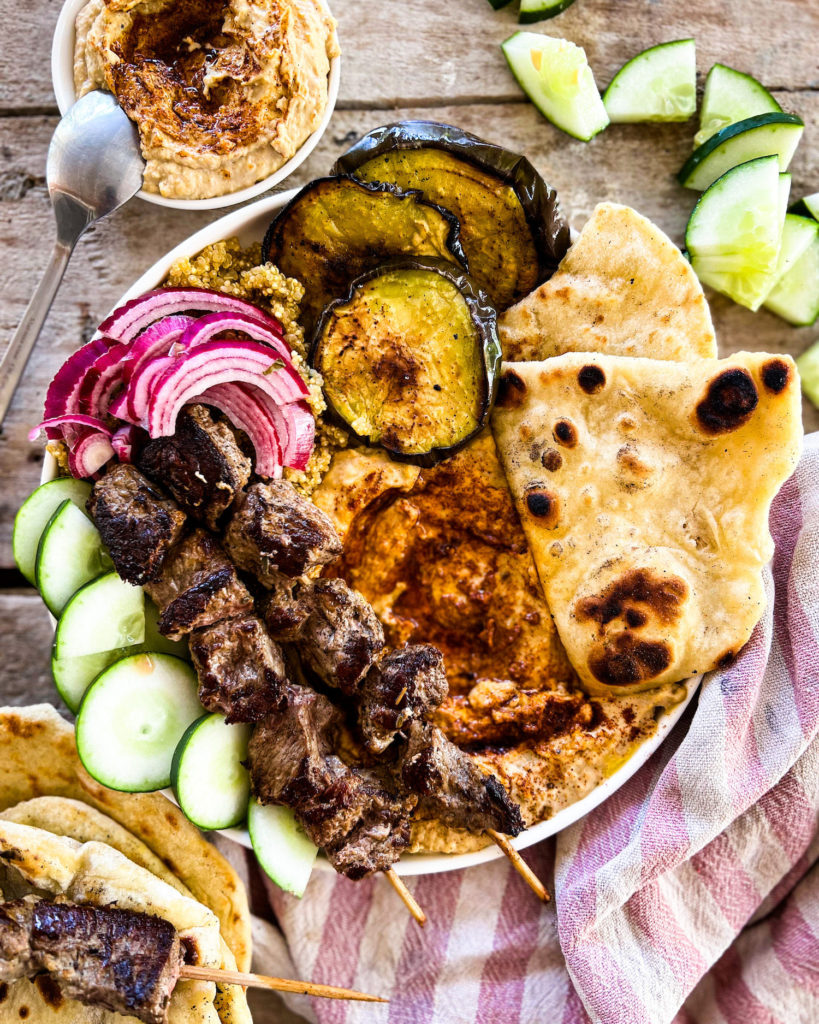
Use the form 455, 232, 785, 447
310, 257, 502, 468
260, 175, 468, 334
333, 120, 571, 309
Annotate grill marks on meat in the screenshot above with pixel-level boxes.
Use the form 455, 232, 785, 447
190, 614, 286, 722
138, 405, 251, 530
225, 481, 342, 581
88, 464, 186, 585
145, 528, 253, 639
358, 645, 448, 754
0, 900, 182, 1024
300, 578, 385, 695
259, 571, 315, 642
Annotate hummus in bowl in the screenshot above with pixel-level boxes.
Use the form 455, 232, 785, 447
53, 0, 340, 208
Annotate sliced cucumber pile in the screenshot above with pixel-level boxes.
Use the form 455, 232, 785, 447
76, 653, 201, 792
54, 571, 145, 659
603, 40, 696, 124
171, 714, 251, 830
248, 798, 319, 898
764, 233, 819, 327
797, 340, 819, 407
695, 63, 782, 146
35, 500, 111, 617
519, 0, 577, 21
13, 478, 92, 584
501, 32, 609, 141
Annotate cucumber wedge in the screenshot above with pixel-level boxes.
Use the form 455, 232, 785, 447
763, 214, 819, 300
679, 113, 804, 191
764, 234, 819, 327
502, 32, 609, 141
13, 478, 92, 585
797, 339, 819, 407
603, 39, 696, 123
171, 714, 251, 829
695, 63, 782, 146
687, 156, 785, 310
790, 193, 819, 222
35, 500, 111, 617
519, 0, 578, 22
76, 653, 201, 792
248, 799, 318, 898
54, 571, 145, 659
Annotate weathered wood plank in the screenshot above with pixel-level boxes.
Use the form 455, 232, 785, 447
3, 0, 818, 112
0, 591, 59, 706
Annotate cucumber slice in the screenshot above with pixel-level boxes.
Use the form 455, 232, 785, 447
763, 214, 819, 299
76, 653, 201, 792
54, 571, 145, 659
603, 39, 696, 123
171, 714, 251, 830
248, 799, 318, 898
797, 339, 819, 406
519, 0, 578, 22
35, 500, 111, 617
695, 63, 782, 146
13, 478, 92, 585
764, 234, 819, 327
679, 113, 804, 192
686, 156, 785, 310
501, 32, 609, 141
790, 192, 819, 222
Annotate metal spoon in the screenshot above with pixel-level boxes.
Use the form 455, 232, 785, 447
0, 90, 144, 426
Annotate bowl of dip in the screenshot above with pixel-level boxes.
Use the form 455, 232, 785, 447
51, 0, 341, 210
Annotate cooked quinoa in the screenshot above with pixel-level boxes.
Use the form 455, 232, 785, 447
165, 238, 347, 494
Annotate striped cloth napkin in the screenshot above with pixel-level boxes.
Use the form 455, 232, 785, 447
221, 430, 819, 1024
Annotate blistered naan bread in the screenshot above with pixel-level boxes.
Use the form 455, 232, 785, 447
492, 351, 802, 694
498, 203, 717, 362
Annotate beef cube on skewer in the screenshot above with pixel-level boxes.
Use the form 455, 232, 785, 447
88, 464, 186, 585
259, 571, 315, 643
145, 528, 253, 640
138, 405, 251, 530
225, 480, 342, 583
190, 614, 287, 722
358, 645, 448, 754
300, 578, 385, 695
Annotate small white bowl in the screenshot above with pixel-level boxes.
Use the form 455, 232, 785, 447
51, 0, 340, 211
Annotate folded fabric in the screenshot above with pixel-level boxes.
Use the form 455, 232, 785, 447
219, 431, 819, 1024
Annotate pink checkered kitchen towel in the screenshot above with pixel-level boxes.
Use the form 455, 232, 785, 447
218, 430, 819, 1024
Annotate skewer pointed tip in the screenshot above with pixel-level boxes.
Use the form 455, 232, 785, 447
384, 868, 427, 926
487, 829, 550, 903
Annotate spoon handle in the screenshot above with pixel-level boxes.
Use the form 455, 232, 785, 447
0, 239, 75, 427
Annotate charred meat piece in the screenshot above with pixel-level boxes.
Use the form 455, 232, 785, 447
300, 578, 385, 694
358, 644, 448, 753
190, 614, 287, 723
259, 571, 315, 642
248, 683, 414, 879
88, 464, 186, 585
224, 481, 342, 582
138, 405, 251, 530
0, 899, 34, 983
399, 721, 524, 837
145, 528, 253, 640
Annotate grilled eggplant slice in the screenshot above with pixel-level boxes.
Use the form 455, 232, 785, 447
311, 258, 501, 465
333, 121, 570, 311
261, 176, 467, 334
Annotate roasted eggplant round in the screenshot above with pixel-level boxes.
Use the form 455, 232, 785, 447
333, 121, 570, 311
310, 258, 501, 466
261, 176, 468, 334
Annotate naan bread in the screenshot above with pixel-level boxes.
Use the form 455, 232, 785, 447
498, 203, 717, 362
492, 352, 802, 694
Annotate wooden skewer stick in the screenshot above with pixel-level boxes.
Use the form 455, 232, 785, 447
384, 868, 427, 926
487, 830, 550, 903
179, 964, 388, 1003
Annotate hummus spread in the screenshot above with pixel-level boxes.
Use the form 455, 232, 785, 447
313, 433, 686, 854
73, 0, 339, 199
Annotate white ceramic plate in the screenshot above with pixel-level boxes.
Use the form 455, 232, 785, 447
41, 190, 700, 875
51, 0, 340, 211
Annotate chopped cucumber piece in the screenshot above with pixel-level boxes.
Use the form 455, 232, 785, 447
502, 32, 609, 141
54, 571, 145, 659
35, 500, 111, 617
790, 192, 819, 222
695, 63, 782, 146
248, 798, 318, 898
171, 714, 251, 830
603, 39, 696, 123
686, 156, 785, 310
678, 112, 804, 191
762, 214, 819, 301
13, 478, 92, 585
76, 654, 201, 792
519, 0, 578, 22
797, 339, 819, 406
764, 234, 819, 327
